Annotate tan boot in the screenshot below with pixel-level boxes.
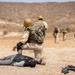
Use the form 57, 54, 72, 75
40, 57, 46, 65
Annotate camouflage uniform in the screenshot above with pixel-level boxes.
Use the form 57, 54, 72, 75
13, 18, 48, 65
37, 15, 48, 30
62, 28, 67, 41
53, 26, 60, 43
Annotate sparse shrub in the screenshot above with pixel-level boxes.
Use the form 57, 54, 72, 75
66, 27, 70, 32
3, 31, 8, 35
8, 19, 12, 22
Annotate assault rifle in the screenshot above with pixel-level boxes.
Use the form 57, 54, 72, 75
62, 65, 75, 74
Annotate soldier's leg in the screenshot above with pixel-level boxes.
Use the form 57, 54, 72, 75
34, 50, 46, 65
64, 34, 66, 41
22, 43, 46, 65
53, 33, 56, 43
0, 59, 12, 65
54, 33, 58, 43
63, 35, 65, 41
55, 37, 56, 43
63, 34, 66, 41
33, 44, 46, 65
0, 54, 17, 65
56, 33, 59, 43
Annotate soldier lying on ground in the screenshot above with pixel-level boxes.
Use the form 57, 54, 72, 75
0, 54, 36, 67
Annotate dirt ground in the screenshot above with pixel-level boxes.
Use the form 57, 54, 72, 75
0, 32, 75, 75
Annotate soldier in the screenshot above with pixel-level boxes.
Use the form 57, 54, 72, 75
12, 17, 48, 65
0, 54, 36, 67
62, 28, 67, 41
36, 15, 48, 30
53, 26, 60, 43
33, 15, 48, 64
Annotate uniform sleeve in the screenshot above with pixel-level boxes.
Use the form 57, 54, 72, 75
12, 61, 25, 67
20, 30, 30, 44
43, 21, 48, 30
58, 28, 60, 32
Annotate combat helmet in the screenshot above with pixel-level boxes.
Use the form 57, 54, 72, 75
24, 18, 33, 27
38, 15, 43, 20
55, 26, 58, 28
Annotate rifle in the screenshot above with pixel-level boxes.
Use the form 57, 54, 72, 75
62, 65, 75, 74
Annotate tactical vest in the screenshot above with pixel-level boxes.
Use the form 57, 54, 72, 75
54, 27, 59, 33
26, 23, 45, 44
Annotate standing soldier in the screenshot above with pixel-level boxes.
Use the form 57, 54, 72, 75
12, 17, 48, 65
53, 26, 60, 43
36, 15, 48, 30
62, 28, 67, 41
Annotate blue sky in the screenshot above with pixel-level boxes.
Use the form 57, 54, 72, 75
0, 0, 75, 2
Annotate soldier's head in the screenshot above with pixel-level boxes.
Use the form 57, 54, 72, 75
55, 26, 58, 28
38, 15, 43, 21
28, 59, 37, 67
24, 18, 33, 27
63, 27, 66, 30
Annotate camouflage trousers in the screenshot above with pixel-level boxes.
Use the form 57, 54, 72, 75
63, 34, 66, 41
20, 43, 46, 65
54, 33, 59, 43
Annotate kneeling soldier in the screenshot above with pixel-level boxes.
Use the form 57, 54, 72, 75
13, 18, 47, 65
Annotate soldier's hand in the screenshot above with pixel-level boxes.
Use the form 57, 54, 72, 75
12, 46, 17, 51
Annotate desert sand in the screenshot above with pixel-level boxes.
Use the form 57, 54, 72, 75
0, 32, 75, 75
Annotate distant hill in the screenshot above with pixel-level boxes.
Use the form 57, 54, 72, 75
0, 2, 75, 32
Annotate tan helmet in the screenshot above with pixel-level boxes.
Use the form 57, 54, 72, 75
24, 18, 33, 27
55, 26, 58, 28
38, 15, 43, 20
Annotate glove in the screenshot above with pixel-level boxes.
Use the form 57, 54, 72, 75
17, 42, 23, 51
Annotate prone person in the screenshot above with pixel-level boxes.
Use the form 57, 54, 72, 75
0, 54, 36, 67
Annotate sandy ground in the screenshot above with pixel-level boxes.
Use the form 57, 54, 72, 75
0, 32, 75, 75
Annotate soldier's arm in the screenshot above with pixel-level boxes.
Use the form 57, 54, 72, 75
20, 31, 30, 44
12, 31, 30, 51
43, 21, 48, 30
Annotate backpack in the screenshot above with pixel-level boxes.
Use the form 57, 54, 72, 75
63, 30, 67, 34
54, 27, 59, 33
27, 24, 45, 44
